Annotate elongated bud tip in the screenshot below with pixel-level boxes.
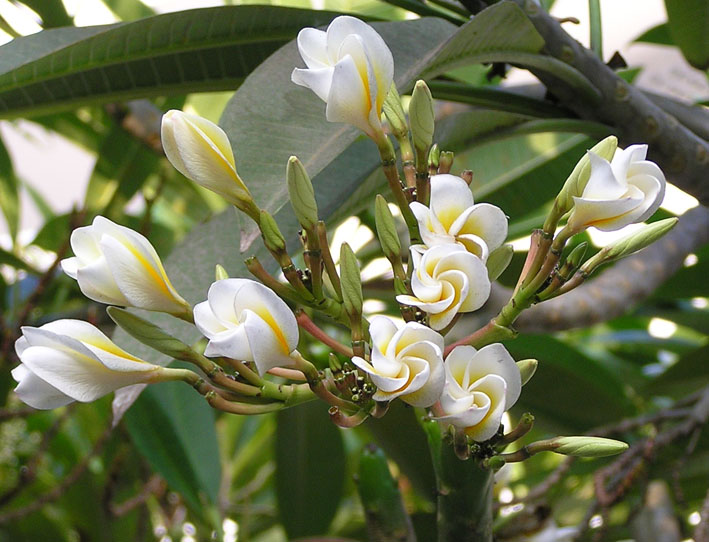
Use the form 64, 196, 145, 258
339, 243, 363, 319
286, 156, 318, 231
516, 359, 538, 386
409, 80, 435, 153
438, 151, 454, 174
552, 436, 628, 457
374, 195, 402, 260
460, 169, 473, 185
215, 264, 229, 281
259, 210, 286, 253
567, 242, 588, 268
382, 83, 408, 138
428, 144, 440, 170
328, 352, 342, 372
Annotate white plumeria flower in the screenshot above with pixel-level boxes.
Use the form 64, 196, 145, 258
291, 16, 394, 139
410, 174, 508, 261
351, 315, 444, 407
161, 110, 251, 206
396, 244, 491, 331
61, 216, 189, 315
194, 278, 299, 375
12, 319, 161, 410
433, 344, 521, 442
567, 144, 666, 232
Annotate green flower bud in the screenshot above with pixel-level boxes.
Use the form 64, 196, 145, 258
582, 218, 678, 274
551, 436, 629, 457
486, 244, 514, 281
215, 264, 229, 281
286, 156, 318, 231
558, 241, 588, 280
259, 210, 286, 253
557, 135, 618, 213
485, 455, 507, 471
428, 144, 440, 170
438, 151, 454, 174
374, 195, 402, 260
516, 358, 538, 386
382, 83, 408, 139
340, 243, 363, 319
409, 80, 435, 153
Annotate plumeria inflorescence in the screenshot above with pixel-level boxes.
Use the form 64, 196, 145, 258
13, 16, 672, 468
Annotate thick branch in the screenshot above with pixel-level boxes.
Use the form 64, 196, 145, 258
491, 0, 709, 204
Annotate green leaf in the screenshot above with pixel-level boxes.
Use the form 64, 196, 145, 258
645, 343, 709, 397
275, 401, 345, 538
0, 247, 37, 273
18, 0, 72, 28
123, 378, 221, 513
664, 0, 709, 69
0, 6, 343, 118
634, 22, 673, 45
0, 135, 20, 241
507, 335, 636, 431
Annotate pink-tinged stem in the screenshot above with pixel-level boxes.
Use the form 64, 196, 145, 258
329, 406, 369, 428
268, 367, 307, 382
296, 310, 354, 358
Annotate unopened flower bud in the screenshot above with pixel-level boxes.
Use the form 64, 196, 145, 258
339, 243, 363, 320
486, 244, 514, 281
287, 156, 318, 231
550, 436, 628, 457
428, 144, 440, 170
215, 264, 229, 281
438, 151, 454, 174
582, 218, 677, 274
260, 210, 286, 253
516, 358, 538, 386
409, 80, 434, 154
558, 242, 588, 280
374, 195, 402, 260
382, 83, 408, 139
485, 455, 506, 471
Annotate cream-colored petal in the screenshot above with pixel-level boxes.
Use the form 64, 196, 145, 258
193, 300, 230, 338
203, 326, 253, 361
455, 203, 508, 253
296, 27, 329, 68
12, 364, 74, 410
568, 194, 642, 231
242, 310, 296, 374
582, 152, 627, 199
400, 354, 444, 407
291, 66, 335, 103
325, 54, 374, 136
74, 257, 128, 306
465, 344, 521, 409
20, 345, 154, 403
368, 315, 399, 354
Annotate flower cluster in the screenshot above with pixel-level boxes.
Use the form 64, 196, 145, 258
12, 15, 668, 457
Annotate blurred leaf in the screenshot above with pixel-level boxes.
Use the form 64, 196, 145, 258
634, 22, 673, 45
654, 244, 709, 299
123, 378, 221, 513
18, 0, 72, 28
104, 0, 155, 21
508, 334, 636, 431
275, 401, 345, 538
0, 247, 37, 273
645, 343, 709, 397
22, 180, 55, 221
84, 124, 160, 218
0, 136, 20, 242
363, 401, 436, 500
664, 0, 709, 69
0, 6, 343, 118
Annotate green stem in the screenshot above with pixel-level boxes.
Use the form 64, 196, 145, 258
424, 421, 494, 542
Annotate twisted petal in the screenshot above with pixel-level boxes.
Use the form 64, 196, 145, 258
296, 27, 329, 69
12, 365, 74, 410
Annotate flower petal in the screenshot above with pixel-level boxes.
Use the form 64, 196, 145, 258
12, 364, 74, 410
296, 27, 329, 69
325, 54, 374, 135
291, 66, 335, 103
429, 174, 475, 230
242, 310, 296, 374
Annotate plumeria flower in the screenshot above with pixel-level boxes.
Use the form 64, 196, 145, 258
291, 16, 394, 139
410, 174, 508, 261
193, 278, 299, 375
61, 216, 190, 316
432, 344, 521, 442
396, 244, 491, 331
13, 320, 162, 410
161, 110, 254, 209
567, 144, 666, 232
351, 315, 444, 407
